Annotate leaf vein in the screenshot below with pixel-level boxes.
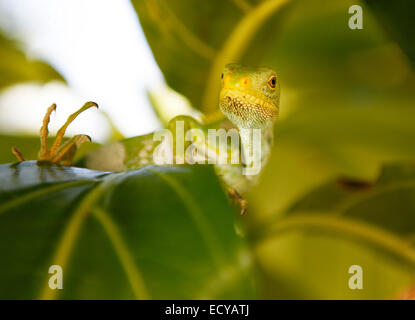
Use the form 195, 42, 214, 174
38, 174, 119, 299
146, 167, 227, 269
92, 207, 151, 300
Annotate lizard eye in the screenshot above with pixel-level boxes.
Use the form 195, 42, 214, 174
268, 76, 277, 89
221, 73, 224, 79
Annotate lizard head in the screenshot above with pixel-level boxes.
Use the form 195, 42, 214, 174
219, 63, 279, 130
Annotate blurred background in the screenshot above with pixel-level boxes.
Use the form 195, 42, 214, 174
0, 0, 167, 141
0, 0, 415, 299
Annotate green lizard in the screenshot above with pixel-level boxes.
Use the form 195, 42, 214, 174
13, 64, 280, 214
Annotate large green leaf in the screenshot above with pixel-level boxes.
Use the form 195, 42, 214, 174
252, 164, 415, 299
0, 32, 63, 91
0, 161, 253, 299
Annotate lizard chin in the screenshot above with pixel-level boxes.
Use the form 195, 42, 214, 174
219, 88, 278, 130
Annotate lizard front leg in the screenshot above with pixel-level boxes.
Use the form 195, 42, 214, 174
226, 186, 248, 215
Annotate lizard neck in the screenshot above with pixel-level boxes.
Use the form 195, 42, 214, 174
238, 126, 273, 176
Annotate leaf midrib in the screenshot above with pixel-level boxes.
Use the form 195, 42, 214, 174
92, 207, 150, 300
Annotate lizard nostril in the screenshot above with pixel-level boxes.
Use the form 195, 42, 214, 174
240, 77, 249, 87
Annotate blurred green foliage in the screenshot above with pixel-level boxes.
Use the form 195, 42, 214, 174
0, 32, 63, 91
252, 164, 415, 299
364, 0, 415, 66
132, 0, 293, 113
0, 162, 253, 299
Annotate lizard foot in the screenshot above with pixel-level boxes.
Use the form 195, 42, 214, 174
12, 101, 98, 165
227, 187, 248, 215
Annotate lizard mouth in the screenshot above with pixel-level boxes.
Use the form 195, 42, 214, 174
219, 88, 278, 128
